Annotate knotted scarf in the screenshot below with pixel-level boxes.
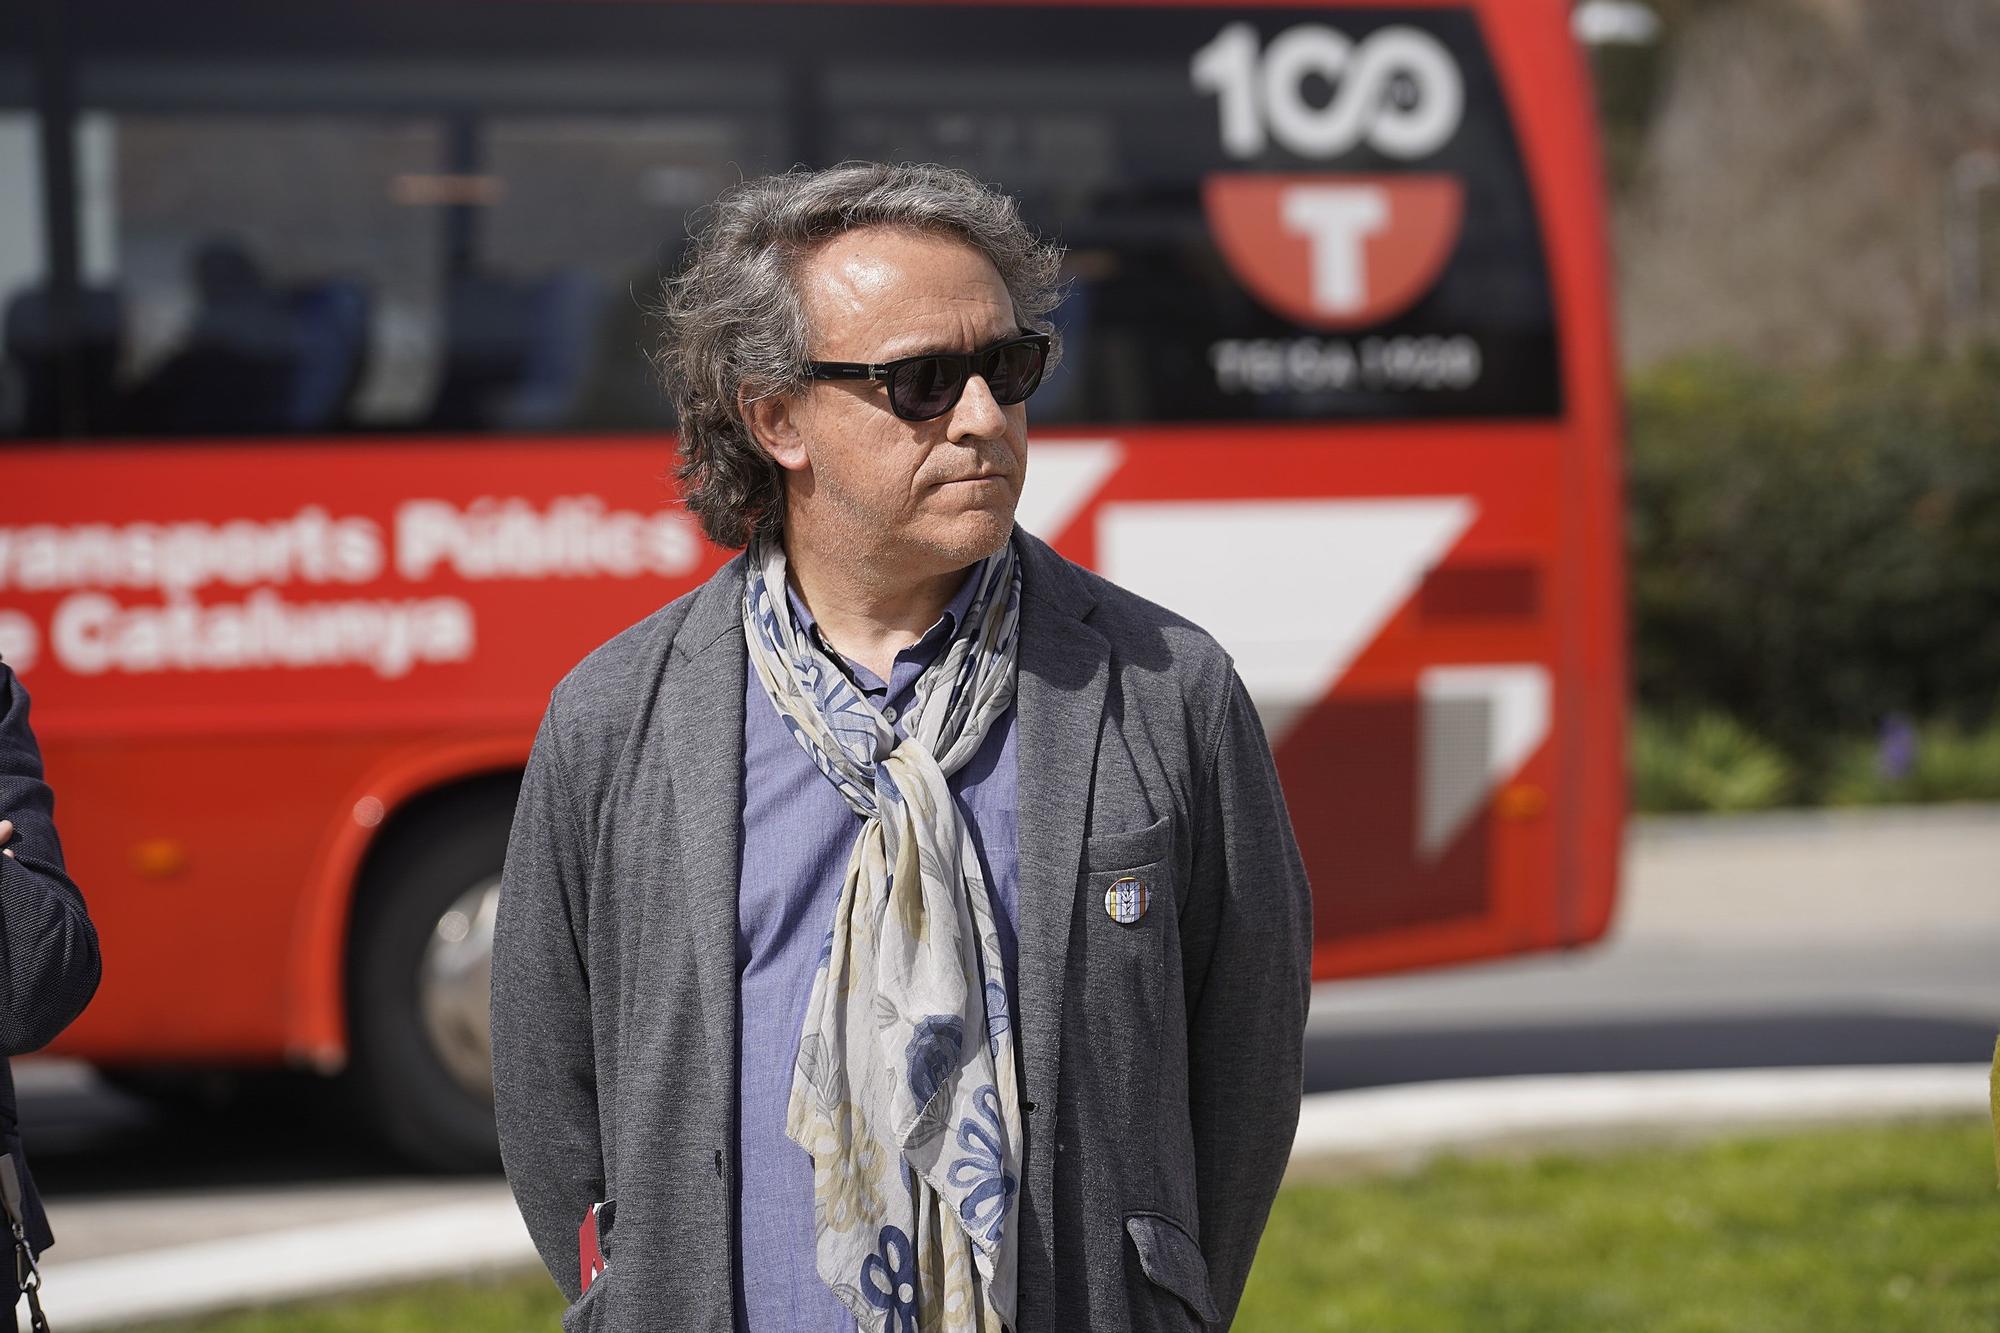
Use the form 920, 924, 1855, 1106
743, 536, 1023, 1333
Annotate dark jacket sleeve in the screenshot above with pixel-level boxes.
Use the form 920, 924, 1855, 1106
0, 664, 101, 1056
1181, 667, 1312, 1326
490, 696, 604, 1300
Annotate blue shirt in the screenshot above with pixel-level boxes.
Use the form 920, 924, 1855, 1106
732, 570, 1020, 1332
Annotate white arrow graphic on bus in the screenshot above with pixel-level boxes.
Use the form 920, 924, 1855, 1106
1094, 497, 1477, 742
1014, 440, 1124, 544
1419, 664, 1552, 859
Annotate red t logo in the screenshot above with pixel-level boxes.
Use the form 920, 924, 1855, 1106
1203, 173, 1465, 329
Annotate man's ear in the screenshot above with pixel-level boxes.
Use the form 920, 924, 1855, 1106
740, 384, 811, 474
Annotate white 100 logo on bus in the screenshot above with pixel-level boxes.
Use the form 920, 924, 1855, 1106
1190, 22, 1464, 160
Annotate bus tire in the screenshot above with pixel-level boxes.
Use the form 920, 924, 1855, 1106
344, 780, 517, 1172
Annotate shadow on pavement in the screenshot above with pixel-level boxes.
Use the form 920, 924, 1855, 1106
21, 1069, 478, 1197
1305, 1010, 2000, 1094
25, 1010, 1995, 1196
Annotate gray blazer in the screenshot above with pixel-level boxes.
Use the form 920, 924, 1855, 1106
493, 530, 1311, 1333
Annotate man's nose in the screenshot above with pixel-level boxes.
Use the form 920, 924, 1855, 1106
946, 372, 1009, 441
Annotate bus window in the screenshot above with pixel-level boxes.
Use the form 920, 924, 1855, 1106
40, 58, 787, 438
466, 111, 785, 432
0, 98, 45, 439
0, 89, 122, 439
55, 111, 443, 435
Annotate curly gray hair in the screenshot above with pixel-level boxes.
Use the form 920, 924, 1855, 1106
653, 161, 1067, 549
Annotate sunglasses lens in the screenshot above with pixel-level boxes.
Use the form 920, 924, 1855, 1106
889, 356, 963, 420
983, 339, 1047, 405
877, 337, 1047, 420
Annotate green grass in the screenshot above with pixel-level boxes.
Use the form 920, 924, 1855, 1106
1239, 1120, 2000, 1333
119, 1121, 1999, 1332
113, 1272, 565, 1332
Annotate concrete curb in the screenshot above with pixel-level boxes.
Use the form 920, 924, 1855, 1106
41, 1197, 538, 1330
1285, 1063, 1989, 1180
40, 1064, 1991, 1330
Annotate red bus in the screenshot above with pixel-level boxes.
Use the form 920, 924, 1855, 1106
2, 0, 1625, 1167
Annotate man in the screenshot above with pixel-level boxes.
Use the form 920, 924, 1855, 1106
0, 658, 103, 1332
493, 162, 1311, 1333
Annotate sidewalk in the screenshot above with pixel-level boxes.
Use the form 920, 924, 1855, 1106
1310, 802, 2000, 1040
1284, 1063, 1989, 1180
38, 1062, 1990, 1330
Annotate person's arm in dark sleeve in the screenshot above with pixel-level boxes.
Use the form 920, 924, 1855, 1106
0, 665, 101, 1055
490, 697, 603, 1301
1180, 666, 1313, 1326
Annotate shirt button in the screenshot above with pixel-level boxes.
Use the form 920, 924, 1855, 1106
881, 705, 898, 724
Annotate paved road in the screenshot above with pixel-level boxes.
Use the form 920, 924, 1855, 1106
1307, 803, 2000, 1085
22, 803, 2000, 1265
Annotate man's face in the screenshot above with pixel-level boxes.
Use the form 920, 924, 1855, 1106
768, 225, 1028, 577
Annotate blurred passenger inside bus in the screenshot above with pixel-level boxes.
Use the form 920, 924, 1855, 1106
125, 237, 300, 434
125, 236, 371, 436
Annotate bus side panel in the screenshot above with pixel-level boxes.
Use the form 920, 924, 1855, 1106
1034, 425, 1579, 980
1476, 0, 1629, 948
41, 732, 415, 1062
44, 732, 528, 1067
285, 737, 531, 1068
16, 441, 721, 1066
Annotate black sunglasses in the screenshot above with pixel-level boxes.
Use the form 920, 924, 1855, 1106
805, 331, 1051, 422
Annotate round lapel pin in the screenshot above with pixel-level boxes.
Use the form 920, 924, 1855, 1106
1104, 876, 1149, 925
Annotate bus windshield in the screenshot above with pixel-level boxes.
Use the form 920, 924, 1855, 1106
2, 2, 1557, 441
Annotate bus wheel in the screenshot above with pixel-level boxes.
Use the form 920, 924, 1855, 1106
345, 784, 514, 1171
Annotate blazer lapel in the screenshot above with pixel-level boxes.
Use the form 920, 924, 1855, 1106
659, 556, 748, 1080
1010, 530, 1107, 1311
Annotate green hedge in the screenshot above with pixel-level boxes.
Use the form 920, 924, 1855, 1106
1825, 718, 2000, 806
1633, 709, 2000, 812
1632, 711, 1796, 812
1625, 350, 2000, 772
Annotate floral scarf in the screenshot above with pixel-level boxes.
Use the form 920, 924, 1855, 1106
742, 536, 1023, 1333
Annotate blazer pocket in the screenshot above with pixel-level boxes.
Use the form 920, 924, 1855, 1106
1084, 812, 1172, 873
1126, 1211, 1222, 1327
561, 1272, 609, 1333
566, 1197, 614, 1332
591, 1197, 617, 1263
